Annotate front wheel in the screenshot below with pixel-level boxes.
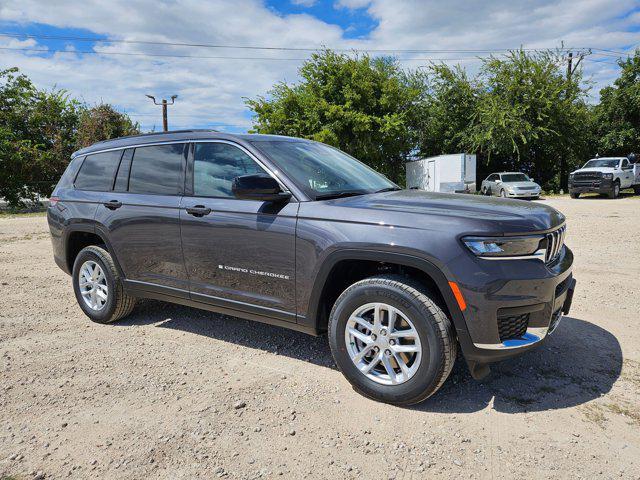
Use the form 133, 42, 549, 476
500, 189, 507, 198
608, 181, 620, 199
328, 274, 457, 406
72, 245, 136, 324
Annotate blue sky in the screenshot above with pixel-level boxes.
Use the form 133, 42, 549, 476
1, 0, 638, 133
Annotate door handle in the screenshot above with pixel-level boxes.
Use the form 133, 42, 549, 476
186, 205, 212, 217
103, 200, 122, 210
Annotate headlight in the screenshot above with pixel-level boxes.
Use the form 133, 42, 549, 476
568, 174, 574, 180
462, 236, 545, 258
603, 173, 613, 179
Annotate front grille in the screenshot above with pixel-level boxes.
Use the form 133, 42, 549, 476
573, 171, 601, 181
545, 225, 566, 265
498, 313, 529, 341
518, 186, 537, 191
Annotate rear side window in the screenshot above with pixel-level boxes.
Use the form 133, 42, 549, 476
74, 150, 123, 191
193, 142, 265, 197
129, 144, 185, 195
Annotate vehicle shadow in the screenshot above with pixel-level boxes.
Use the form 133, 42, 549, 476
117, 300, 336, 369
416, 316, 622, 414
119, 305, 621, 413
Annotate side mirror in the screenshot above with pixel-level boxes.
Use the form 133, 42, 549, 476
232, 174, 291, 202
495, 180, 502, 184
530, 178, 535, 182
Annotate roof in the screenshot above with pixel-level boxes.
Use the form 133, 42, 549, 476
72, 130, 306, 158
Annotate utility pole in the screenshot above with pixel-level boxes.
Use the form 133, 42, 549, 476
560, 47, 590, 191
145, 94, 178, 132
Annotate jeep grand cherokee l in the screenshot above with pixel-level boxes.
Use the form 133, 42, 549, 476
47, 130, 575, 405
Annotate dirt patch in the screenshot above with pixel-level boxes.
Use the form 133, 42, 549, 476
1, 197, 639, 479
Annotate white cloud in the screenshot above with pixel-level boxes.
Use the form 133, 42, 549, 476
0, 0, 637, 131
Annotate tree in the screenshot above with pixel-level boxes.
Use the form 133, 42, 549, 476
464, 50, 591, 190
593, 49, 640, 157
76, 103, 139, 149
246, 50, 423, 182
0, 68, 82, 207
414, 64, 480, 157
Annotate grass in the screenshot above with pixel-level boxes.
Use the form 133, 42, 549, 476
0, 211, 47, 219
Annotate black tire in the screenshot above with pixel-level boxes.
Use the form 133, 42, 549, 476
608, 181, 620, 199
72, 245, 136, 324
500, 189, 507, 198
328, 274, 457, 406
570, 192, 580, 199
633, 185, 640, 195
481, 186, 488, 195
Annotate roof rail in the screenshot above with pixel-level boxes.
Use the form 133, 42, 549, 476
89, 129, 221, 146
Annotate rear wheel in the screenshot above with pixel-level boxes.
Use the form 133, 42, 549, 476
633, 185, 640, 195
570, 192, 580, 199
72, 245, 136, 324
328, 274, 456, 406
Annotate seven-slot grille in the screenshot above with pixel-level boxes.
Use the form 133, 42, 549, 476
498, 313, 529, 341
545, 225, 566, 264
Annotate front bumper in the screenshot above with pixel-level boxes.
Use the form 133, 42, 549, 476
569, 178, 612, 194
450, 245, 575, 366
505, 190, 540, 198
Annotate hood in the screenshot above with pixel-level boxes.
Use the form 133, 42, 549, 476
304, 190, 565, 234
572, 167, 616, 174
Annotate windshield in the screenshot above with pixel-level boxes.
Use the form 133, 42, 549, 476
501, 173, 530, 182
583, 159, 620, 169
252, 140, 398, 199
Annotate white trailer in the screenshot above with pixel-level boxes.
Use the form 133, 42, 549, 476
406, 153, 476, 193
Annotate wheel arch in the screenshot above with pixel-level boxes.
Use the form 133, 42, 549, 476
305, 249, 467, 336
64, 225, 125, 278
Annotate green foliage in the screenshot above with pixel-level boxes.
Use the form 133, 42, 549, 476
414, 64, 480, 156
464, 50, 591, 188
246, 50, 423, 182
0, 68, 82, 207
593, 49, 640, 156
76, 103, 139, 149
0, 68, 138, 208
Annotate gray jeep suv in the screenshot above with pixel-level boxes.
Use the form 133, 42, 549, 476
48, 130, 575, 405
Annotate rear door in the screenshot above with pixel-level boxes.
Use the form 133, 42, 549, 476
94, 142, 189, 295
180, 140, 298, 321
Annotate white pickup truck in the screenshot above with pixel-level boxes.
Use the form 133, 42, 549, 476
568, 157, 640, 199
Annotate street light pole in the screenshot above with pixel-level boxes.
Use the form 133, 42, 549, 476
145, 94, 178, 132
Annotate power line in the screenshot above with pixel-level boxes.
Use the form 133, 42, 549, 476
0, 46, 488, 62
0, 32, 580, 54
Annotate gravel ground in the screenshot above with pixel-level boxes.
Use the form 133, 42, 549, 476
1, 196, 639, 480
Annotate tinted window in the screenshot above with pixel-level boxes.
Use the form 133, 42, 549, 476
193, 143, 265, 197
74, 150, 123, 191
622, 159, 629, 168
129, 144, 185, 195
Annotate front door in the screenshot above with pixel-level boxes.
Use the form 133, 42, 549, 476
180, 141, 298, 322
96, 143, 189, 295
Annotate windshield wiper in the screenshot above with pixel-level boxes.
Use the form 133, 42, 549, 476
374, 187, 402, 193
314, 190, 368, 200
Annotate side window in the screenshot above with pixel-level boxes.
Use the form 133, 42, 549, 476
488, 174, 497, 181
193, 143, 265, 198
129, 144, 185, 195
622, 159, 629, 169
74, 150, 123, 191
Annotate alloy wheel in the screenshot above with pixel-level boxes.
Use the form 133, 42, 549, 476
78, 260, 108, 311
345, 302, 422, 385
